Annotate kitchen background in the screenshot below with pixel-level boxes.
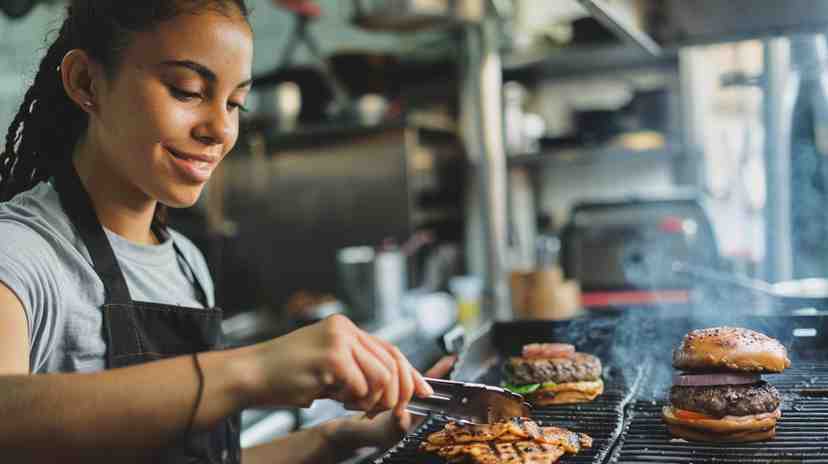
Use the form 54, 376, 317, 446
0, 0, 777, 315
4, 0, 828, 456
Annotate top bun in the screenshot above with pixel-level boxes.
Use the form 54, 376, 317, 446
672, 327, 791, 373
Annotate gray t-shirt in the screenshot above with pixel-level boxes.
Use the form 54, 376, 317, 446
0, 182, 215, 373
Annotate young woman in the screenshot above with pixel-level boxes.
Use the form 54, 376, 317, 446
0, 1, 451, 462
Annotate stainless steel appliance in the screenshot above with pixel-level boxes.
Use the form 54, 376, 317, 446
560, 195, 720, 292
200, 124, 464, 316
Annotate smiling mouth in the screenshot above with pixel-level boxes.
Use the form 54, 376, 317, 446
164, 146, 219, 183
166, 147, 217, 167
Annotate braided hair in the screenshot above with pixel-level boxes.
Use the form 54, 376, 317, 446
0, 0, 249, 224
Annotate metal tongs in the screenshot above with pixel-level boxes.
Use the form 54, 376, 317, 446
407, 378, 532, 425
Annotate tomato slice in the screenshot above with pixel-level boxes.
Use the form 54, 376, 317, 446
522, 343, 576, 359
674, 408, 714, 421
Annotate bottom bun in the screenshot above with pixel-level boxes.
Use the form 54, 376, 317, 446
530, 379, 604, 405
666, 424, 776, 443
662, 406, 780, 434
662, 406, 780, 443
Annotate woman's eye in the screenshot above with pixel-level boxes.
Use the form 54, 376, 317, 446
228, 101, 249, 113
170, 87, 201, 102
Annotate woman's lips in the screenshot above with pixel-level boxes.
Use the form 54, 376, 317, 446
165, 147, 218, 183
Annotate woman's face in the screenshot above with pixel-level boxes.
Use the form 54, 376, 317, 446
89, 8, 253, 208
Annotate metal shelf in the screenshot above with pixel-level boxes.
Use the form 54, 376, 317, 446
502, 43, 678, 80
506, 143, 679, 167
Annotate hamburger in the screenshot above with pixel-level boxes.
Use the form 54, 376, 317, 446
662, 327, 791, 442
502, 343, 604, 405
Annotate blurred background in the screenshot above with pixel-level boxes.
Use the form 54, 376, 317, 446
5, 0, 828, 456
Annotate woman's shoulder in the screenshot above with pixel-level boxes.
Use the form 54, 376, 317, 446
0, 182, 71, 250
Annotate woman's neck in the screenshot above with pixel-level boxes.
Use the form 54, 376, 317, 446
72, 138, 159, 246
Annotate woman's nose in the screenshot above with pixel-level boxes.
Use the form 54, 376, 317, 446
193, 105, 234, 146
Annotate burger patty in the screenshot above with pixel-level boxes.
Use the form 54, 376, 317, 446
670, 381, 781, 418
504, 353, 602, 385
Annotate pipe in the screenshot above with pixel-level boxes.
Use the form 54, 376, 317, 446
461, 11, 512, 321
763, 38, 793, 282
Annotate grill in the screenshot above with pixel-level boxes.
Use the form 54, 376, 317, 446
375, 371, 644, 464
370, 313, 828, 464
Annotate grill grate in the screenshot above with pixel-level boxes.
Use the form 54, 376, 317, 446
373, 359, 647, 463
366, 316, 828, 463
609, 362, 828, 463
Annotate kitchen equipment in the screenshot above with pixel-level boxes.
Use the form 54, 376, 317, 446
372, 312, 828, 464
211, 124, 464, 314
374, 314, 642, 463
560, 195, 720, 293
337, 244, 406, 325
406, 378, 532, 424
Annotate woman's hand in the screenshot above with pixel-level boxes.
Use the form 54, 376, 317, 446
240, 314, 433, 415
325, 355, 458, 452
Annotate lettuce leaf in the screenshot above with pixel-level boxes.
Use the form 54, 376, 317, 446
501, 382, 540, 394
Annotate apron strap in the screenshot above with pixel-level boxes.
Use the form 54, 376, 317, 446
53, 162, 133, 305
164, 227, 210, 308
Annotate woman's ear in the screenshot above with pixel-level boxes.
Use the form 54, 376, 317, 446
60, 49, 104, 113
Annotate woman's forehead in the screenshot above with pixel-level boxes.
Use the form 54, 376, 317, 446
125, 11, 253, 81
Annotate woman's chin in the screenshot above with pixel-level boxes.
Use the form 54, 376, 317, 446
160, 187, 204, 209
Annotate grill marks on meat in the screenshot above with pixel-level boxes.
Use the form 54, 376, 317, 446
420, 418, 591, 464
538, 427, 588, 454
670, 381, 781, 418
431, 441, 565, 464
433, 418, 543, 444
505, 353, 602, 385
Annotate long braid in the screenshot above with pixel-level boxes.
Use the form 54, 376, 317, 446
0, 20, 80, 201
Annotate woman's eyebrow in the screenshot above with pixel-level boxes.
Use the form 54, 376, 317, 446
160, 60, 252, 89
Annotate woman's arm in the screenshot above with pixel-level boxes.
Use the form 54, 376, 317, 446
243, 356, 458, 464
0, 278, 248, 462
0, 282, 431, 463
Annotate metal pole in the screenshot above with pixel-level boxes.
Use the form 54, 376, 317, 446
763, 38, 793, 282
461, 13, 512, 321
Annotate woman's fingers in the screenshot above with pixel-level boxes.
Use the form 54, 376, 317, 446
349, 343, 393, 411
425, 355, 457, 379
356, 333, 405, 412
313, 316, 440, 415
382, 342, 415, 417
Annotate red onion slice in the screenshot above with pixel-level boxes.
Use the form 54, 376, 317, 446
673, 373, 762, 387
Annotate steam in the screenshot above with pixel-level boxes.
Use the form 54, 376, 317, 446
608, 233, 797, 399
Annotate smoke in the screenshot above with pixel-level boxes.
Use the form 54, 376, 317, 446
607, 231, 805, 400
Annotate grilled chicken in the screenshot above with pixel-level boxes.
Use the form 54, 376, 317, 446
420, 418, 591, 464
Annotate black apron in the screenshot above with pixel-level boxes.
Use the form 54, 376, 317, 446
54, 163, 241, 464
